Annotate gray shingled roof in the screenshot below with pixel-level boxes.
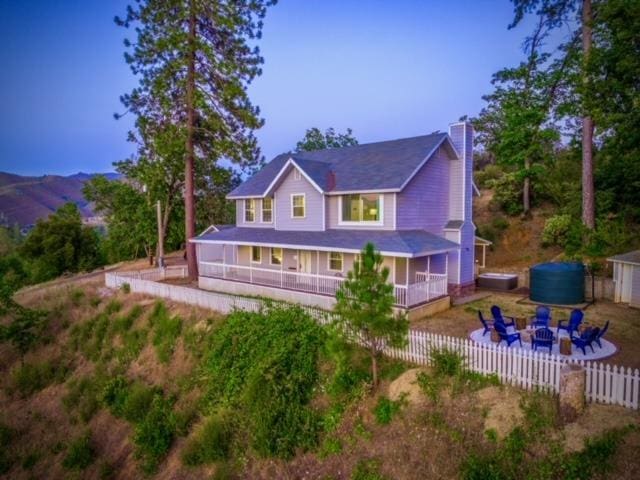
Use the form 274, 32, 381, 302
608, 250, 640, 266
192, 227, 459, 257
228, 132, 454, 197
445, 220, 464, 229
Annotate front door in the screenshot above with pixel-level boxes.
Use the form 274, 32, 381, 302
299, 251, 312, 273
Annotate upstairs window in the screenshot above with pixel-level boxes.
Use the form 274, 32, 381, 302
244, 199, 255, 222
262, 197, 273, 223
291, 194, 305, 218
251, 246, 261, 263
340, 194, 382, 223
328, 252, 343, 271
293, 169, 302, 180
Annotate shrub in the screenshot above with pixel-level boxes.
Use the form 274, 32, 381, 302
121, 282, 131, 294
149, 302, 182, 363
0, 423, 15, 474
351, 459, 388, 480
64, 375, 105, 422
70, 288, 85, 306
373, 396, 403, 425
181, 410, 234, 466
205, 305, 325, 458
487, 173, 523, 216
541, 214, 573, 247
133, 394, 177, 474
122, 383, 160, 423
112, 305, 144, 334
104, 299, 122, 315
63, 433, 95, 470
475, 164, 504, 189
10, 359, 68, 397
431, 348, 464, 377
101, 376, 130, 417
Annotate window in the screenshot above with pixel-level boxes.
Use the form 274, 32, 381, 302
270, 247, 283, 265
244, 199, 255, 222
262, 197, 273, 223
291, 194, 305, 218
293, 169, 302, 180
340, 194, 382, 223
328, 252, 343, 271
251, 246, 261, 263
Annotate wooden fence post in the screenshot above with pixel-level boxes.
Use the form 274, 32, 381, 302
559, 363, 586, 424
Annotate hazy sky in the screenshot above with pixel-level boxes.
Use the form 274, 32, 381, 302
0, 0, 543, 176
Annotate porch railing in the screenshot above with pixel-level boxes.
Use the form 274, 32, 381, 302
199, 261, 447, 308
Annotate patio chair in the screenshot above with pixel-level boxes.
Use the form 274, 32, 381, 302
531, 327, 554, 353
494, 322, 522, 347
490, 305, 516, 329
530, 305, 551, 329
594, 321, 609, 349
571, 327, 600, 355
478, 311, 493, 337
557, 309, 584, 337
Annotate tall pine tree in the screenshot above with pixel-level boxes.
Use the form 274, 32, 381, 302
116, 0, 275, 278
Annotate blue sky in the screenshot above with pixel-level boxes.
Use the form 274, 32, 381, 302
0, 0, 542, 176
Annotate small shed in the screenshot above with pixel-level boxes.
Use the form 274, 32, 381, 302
608, 250, 640, 308
474, 236, 493, 269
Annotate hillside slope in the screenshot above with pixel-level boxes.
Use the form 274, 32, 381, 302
0, 172, 119, 227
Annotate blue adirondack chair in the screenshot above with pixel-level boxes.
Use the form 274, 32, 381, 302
530, 305, 551, 329
531, 327, 554, 352
494, 322, 522, 347
557, 309, 584, 337
571, 327, 600, 355
491, 305, 515, 329
594, 321, 609, 348
478, 311, 493, 337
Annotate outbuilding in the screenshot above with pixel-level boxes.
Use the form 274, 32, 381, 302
608, 250, 640, 308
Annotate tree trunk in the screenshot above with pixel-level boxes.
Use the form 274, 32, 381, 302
370, 349, 378, 390
523, 158, 531, 215
581, 0, 595, 230
184, 1, 198, 279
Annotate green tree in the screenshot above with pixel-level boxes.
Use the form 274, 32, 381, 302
116, 0, 275, 279
334, 243, 408, 389
20, 203, 104, 282
474, 15, 564, 215
296, 127, 358, 152
83, 176, 166, 263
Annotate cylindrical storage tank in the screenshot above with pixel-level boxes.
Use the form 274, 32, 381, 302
530, 262, 585, 305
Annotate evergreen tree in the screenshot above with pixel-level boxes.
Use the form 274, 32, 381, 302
116, 0, 275, 279
334, 243, 408, 389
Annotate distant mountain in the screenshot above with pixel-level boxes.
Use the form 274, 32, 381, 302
0, 172, 121, 227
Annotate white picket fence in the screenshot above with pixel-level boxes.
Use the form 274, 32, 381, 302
105, 269, 640, 410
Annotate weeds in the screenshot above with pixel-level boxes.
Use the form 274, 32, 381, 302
10, 358, 69, 397
133, 394, 177, 474
351, 458, 388, 480
63, 432, 95, 470
181, 410, 234, 466
373, 396, 403, 425
149, 302, 182, 363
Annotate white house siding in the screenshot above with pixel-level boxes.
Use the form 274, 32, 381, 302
274, 168, 324, 231
326, 193, 395, 230
631, 265, 640, 308
235, 198, 272, 228
396, 146, 450, 233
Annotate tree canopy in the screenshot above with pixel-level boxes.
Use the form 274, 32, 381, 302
296, 127, 358, 152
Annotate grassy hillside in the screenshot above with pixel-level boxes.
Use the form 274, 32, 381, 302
1, 275, 639, 479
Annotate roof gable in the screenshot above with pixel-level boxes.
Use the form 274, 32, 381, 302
227, 132, 458, 198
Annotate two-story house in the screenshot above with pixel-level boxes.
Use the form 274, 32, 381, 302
191, 121, 475, 316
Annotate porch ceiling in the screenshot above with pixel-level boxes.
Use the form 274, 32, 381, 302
191, 227, 459, 258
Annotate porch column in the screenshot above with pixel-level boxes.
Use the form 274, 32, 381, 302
280, 251, 283, 287
405, 257, 409, 286
222, 244, 226, 279
427, 256, 431, 281
445, 252, 449, 278
482, 245, 487, 269
316, 251, 320, 294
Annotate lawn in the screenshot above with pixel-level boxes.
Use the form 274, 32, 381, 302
411, 292, 640, 370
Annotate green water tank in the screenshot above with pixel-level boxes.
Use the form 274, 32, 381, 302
529, 262, 585, 305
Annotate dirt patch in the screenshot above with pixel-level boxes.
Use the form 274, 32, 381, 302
387, 368, 429, 405
476, 385, 525, 439
563, 403, 640, 452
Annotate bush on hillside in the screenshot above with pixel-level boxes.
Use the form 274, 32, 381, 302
541, 214, 573, 247
204, 305, 326, 458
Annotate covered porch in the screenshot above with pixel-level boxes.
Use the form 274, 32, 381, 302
196, 243, 450, 308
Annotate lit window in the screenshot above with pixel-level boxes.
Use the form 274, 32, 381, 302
251, 246, 261, 263
262, 197, 273, 223
291, 194, 305, 218
244, 199, 255, 222
328, 252, 343, 271
341, 194, 382, 223
270, 247, 283, 265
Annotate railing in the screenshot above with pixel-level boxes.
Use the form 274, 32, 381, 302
199, 262, 446, 308
106, 269, 640, 410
